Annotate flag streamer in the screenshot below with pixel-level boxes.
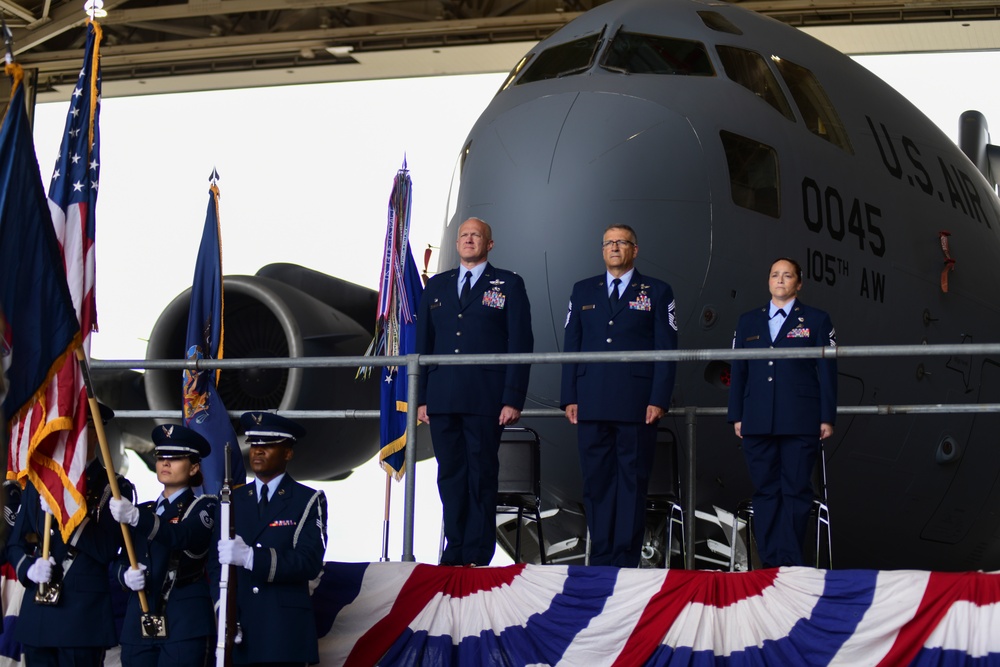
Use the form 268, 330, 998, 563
360, 160, 423, 480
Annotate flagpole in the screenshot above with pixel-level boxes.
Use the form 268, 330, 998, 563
74, 347, 150, 613
381, 473, 392, 561
36, 513, 54, 601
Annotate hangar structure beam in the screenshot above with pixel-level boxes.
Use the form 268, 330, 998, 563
3, 0, 1000, 99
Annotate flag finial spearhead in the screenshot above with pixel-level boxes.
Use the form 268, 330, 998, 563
2, 16, 14, 66
209, 167, 220, 185
83, 0, 107, 19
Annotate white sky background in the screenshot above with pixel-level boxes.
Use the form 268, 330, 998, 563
27, 51, 1000, 565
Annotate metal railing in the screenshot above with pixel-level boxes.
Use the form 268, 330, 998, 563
93, 341, 1000, 567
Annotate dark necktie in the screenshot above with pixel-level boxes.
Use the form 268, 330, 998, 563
259, 484, 269, 517
609, 278, 622, 307
460, 271, 472, 305
772, 308, 786, 319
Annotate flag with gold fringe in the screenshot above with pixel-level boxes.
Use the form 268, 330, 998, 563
2, 36, 95, 542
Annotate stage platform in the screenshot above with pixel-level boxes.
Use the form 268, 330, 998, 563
316, 562, 1000, 666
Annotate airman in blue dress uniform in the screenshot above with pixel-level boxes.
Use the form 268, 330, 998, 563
213, 412, 327, 667
110, 424, 218, 666
561, 224, 678, 567
7, 403, 132, 667
416, 217, 533, 566
728, 257, 837, 568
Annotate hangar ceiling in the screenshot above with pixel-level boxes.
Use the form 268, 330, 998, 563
3, 0, 1000, 100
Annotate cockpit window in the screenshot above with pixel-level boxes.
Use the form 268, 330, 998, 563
716, 46, 794, 121
698, 11, 743, 35
515, 31, 604, 85
499, 55, 531, 93
721, 130, 780, 218
772, 56, 854, 154
601, 29, 714, 76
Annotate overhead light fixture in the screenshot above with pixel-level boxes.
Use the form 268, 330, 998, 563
84, 0, 107, 18
325, 45, 354, 57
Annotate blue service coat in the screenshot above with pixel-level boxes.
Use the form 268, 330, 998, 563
210, 476, 327, 665
7, 463, 129, 649
560, 270, 678, 420
727, 300, 838, 434
116, 489, 218, 646
417, 262, 533, 414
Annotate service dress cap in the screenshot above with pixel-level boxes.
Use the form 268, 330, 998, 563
151, 424, 211, 460
240, 411, 306, 447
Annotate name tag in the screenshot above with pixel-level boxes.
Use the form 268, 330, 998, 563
430, 301, 442, 310
581, 304, 595, 311
745, 335, 760, 342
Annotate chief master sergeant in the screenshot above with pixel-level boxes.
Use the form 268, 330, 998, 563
561, 224, 678, 568
213, 411, 327, 667
417, 216, 533, 567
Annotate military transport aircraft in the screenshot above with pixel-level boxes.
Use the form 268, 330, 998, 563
107, 0, 1000, 571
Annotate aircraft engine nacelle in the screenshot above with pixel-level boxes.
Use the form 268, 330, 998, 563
958, 110, 1000, 189
144, 263, 381, 481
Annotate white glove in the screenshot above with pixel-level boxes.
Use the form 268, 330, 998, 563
39, 495, 51, 515
218, 536, 254, 570
27, 557, 55, 585
110, 497, 140, 527
234, 627, 244, 645
308, 571, 323, 595
124, 563, 147, 592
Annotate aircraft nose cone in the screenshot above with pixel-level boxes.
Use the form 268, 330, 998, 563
458, 89, 712, 230
469, 90, 710, 200
455, 89, 712, 289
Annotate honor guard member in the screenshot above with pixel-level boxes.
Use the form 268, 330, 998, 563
416, 217, 533, 567
561, 224, 678, 567
7, 403, 134, 667
728, 258, 837, 568
110, 424, 218, 667
213, 412, 327, 667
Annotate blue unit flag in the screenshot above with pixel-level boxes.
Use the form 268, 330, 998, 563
183, 182, 246, 493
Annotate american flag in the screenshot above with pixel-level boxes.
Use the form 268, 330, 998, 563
7, 21, 102, 541
316, 562, 1000, 666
